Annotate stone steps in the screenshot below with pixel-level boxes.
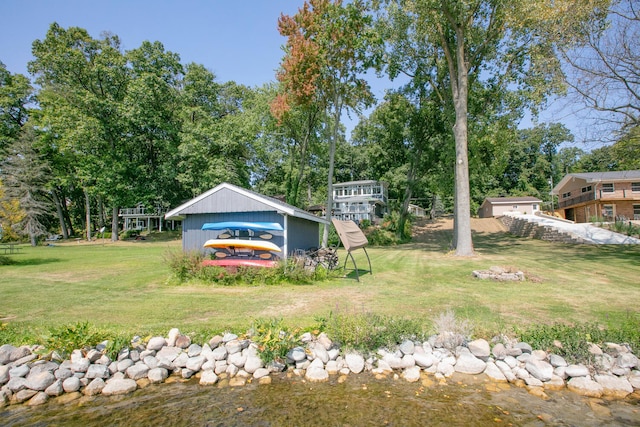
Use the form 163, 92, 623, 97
499, 215, 587, 244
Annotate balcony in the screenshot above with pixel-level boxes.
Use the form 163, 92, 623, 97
119, 207, 166, 217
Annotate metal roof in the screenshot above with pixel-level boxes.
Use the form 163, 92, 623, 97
165, 182, 328, 224
482, 196, 542, 205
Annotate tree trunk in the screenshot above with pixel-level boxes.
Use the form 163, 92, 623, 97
111, 206, 119, 241
51, 189, 69, 239
84, 188, 91, 241
322, 104, 341, 247
451, 29, 474, 256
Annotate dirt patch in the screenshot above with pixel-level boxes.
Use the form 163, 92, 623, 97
411, 217, 506, 244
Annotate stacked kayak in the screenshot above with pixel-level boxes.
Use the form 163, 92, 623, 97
202, 221, 283, 268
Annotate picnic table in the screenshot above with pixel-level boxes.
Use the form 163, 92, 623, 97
0, 243, 22, 255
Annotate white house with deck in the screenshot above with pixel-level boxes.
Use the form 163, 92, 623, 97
332, 180, 388, 224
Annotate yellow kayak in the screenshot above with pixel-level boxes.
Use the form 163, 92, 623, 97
203, 239, 281, 252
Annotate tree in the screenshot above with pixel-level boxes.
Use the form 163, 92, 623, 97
0, 62, 32, 157
561, 0, 639, 139
29, 23, 130, 241
1, 126, 51, 245
276, 0, 378, 246
374, 0, 608, 256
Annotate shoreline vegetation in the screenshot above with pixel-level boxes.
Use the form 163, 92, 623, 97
1, 219, 639, 406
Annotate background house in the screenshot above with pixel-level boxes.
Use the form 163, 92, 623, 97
478, 196, 542, 218
552, 170, 640, 223
332, 180, 388, 224
164, 182, 328, 257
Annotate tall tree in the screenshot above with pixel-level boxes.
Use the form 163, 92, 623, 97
275, 0, 378, 246
1, 126, 51, 245
374, 0, 608, 256
0, 62, 32, 157
29, 23, 130, 241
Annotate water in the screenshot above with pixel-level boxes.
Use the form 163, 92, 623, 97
1, 373, 639, 426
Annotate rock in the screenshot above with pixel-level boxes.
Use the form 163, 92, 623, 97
616, 353, 639, 369
514, 342, 532, 354
228, 352, 246, 368
287, 347, 307, 363
14, 389, 38, 404
567, 376, 603, 397
199, 370, 219, 385
244, 355, 264, 374
588, 343, 603, 356
84, 378, 106, 396
117, 359, 134, 372
222, 333, 238, 343
401, 354, 416, 369
25, 371, 56, 391
253, 368, 270, 379
173, 353, 189, 368
382, 353, 404, 370
491, 343, 507, 360
187, 344, 202, 357
312, 343, 330, 364
345, 353, 365, 374
325, 360, 339, 375
10, 364, 30, 378
544, 375, 566, 391
126, 363, 149, 380
143, 355, 159, 370
305, 364, 329, 382
62, 376, 81, 393
549, 354, 567, 367
86, 349, 103, 363
175, 334, 191, 349
225, 340, 243, 355
0, 344, 18, 364
565, 364, 590, 378
414, 352, 434, 368
402, 366, 421, 382
594, 374, 633, 398
525, 359, 553, 382
484, 362, 507, 382
438, 362, 455, 377
148, 368, 169, 384
6, 377, 27, 392
70, 358, 90, 373
317, 333, 333, 350
208, 335, 223, 349
167, 328, 180, 347
505, 347, 522, 357
467, 339, 490, 359
86, 364, 110, 380
146, 337, 167, 351
524, 377, 543, 387
27, 392, 48, 406
454, 349, 487, 375
229, 376, 246, 387
0, 365, 9, 385
399, 340, 415, 355
30, 361, 58, 375
186, 355, 206, 372
102, 378, 138, 396
531, 350, 547, 361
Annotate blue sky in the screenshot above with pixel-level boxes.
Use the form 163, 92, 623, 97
0, 1, 305, 87
1, 1, 588, 145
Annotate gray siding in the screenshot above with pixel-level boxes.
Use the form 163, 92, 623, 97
287, 216, 321, 253
182, 188, 274, 215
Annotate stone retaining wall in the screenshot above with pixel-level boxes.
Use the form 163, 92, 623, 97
499, 215, 587, 244
1, 328, 639, 407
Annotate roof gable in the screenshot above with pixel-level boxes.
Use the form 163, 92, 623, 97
553, 170, 640, 194
165, 182, 327, 224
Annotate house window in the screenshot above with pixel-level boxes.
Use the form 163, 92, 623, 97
602, 183, 614, 193
582, 185, 592, 193
602, 204, 614, 219
562, 192, 571, 199
632, 182, 640, 192
634, 204, 640, 220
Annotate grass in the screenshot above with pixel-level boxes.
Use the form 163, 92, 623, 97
1, 225, 639, 346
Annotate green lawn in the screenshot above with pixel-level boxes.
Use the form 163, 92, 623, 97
1, 228, 639, 341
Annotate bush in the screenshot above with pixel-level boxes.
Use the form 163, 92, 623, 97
164, 250, 205, 282
0, 255, 17, 266
323, 309, 426, 353
250, 318, 301, 364
45, 321, 105, 357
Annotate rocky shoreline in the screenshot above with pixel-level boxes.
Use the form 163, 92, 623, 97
1, 328, 639, 407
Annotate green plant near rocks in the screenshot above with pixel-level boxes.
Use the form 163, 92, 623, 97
45, 321, 105, 358
250, 318, 301, 364
431, 309, 473, 350
104, 333, 131, 360
324, 309, 426, 353
515, 316, 640, 364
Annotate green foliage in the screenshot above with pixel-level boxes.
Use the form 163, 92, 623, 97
45, 321, 104, 357
165, 250, 338, 285
515, 316, 640, 364
365, 211, 412, 245
164, 250, 205, 282
104, 333, 130, 360
323, 309, 426, 353
0, 255, 18, 265
250, 318, 301, 364
0, 322, 39, 346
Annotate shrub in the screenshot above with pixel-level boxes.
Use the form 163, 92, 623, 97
0, 321, 39, 346
164, 250, 205, 282
323, 308, 426, 353
431, 309, 473, 350
45, 321, 105, 357
0, 255, 17, 266
250, 318, 301, 364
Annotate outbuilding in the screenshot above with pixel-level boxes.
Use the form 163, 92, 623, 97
478, 196, 542, 218
164, 182, 328, 259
